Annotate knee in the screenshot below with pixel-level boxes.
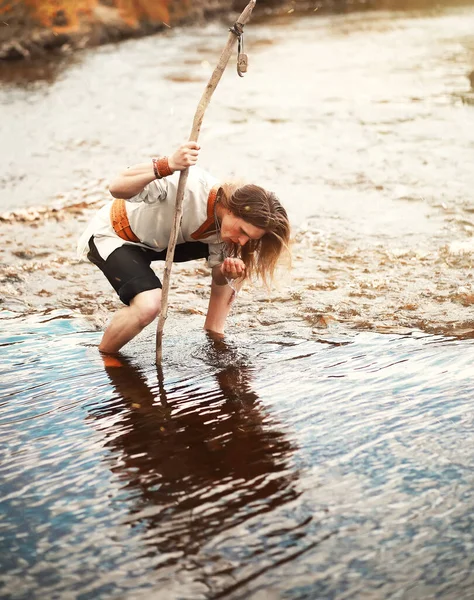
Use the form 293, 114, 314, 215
131, 289, 162, 328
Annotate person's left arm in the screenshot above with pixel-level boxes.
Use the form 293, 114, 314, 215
204, 258, 245, 335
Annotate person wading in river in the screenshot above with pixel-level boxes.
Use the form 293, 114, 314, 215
77, 141, 291, 354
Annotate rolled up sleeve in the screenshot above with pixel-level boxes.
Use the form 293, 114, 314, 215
128, 178, 168, 204
208, 242, 225, 268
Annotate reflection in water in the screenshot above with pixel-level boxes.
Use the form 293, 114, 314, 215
2, 313, 474, 598
90, 337, 299, 573
0, 55, 76, 86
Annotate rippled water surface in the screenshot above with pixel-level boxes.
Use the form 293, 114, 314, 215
2, 311, 474, 599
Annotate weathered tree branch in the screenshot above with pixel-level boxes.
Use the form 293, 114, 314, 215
156, 0, 257, 364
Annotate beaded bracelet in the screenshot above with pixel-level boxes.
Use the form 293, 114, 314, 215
152, 156, 173, 179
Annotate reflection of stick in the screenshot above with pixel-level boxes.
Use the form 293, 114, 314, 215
156, 0, 257, 364
155, 364, 169, 408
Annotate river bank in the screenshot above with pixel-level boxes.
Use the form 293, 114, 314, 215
2, 0, 473, 60
0, 0, 227, 60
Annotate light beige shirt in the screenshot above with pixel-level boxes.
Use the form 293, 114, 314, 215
77, 166, 226, 268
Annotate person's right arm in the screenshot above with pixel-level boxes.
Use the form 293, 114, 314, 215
109, 162, 157, 199
108, 141, 201, 199
204, 259, 246, 335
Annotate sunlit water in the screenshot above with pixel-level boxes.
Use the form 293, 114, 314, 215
1, 310, 474, 599
1, 5, 474, 233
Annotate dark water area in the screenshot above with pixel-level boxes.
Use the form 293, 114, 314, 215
2, 310, 474, 599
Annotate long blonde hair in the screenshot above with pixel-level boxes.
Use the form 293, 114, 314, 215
219, 182, 291, 285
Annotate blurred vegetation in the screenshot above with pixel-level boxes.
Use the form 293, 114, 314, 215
0, 0, 213, 58
0, 0, 171, 31
1, 0, 473, 59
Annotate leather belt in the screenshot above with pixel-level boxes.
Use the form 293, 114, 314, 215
110, 198, 140, 243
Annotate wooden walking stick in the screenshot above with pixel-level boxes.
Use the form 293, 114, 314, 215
156, 0, 257, 364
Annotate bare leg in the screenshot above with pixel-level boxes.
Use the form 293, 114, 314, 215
99, 288, 162, 354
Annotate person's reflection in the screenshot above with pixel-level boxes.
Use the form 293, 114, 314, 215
90, 337, 299, 559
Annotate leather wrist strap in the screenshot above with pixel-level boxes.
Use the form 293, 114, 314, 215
152, 156, 173, 179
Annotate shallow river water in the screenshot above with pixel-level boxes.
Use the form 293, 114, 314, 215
1, 4, 474, 599
2, 310, 474, 599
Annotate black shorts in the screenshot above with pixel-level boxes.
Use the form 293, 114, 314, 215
87, 237, 209, 306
